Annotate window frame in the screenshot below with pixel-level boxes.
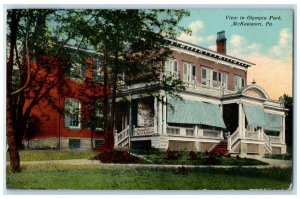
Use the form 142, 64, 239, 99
234, 75, 246, 91
64, 98, 81, 129
164, 59, 178, 79
95, 111, 104, 131
183, 63, 196, 83
69, 62, 85, 81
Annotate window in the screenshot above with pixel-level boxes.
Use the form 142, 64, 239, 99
201, 67, 227, 89
164, 59, 178, 78
235, 76, 246, 91
220, 72, 228, 88
70, 63, 85, 80
201, 67, 211, 86
212, 71, 218, 87
183, 63, 196, 83
95, 139, 105, 147
95, 111, 104, 131
69, 139, 80, 149
93, 58, 104, 82
64, 99, 81, 129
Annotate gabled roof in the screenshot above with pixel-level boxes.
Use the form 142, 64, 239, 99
166, 38, 255, 68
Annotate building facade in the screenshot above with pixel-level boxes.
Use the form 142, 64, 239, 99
23, 59, 106, 150
114, 31, 287, 156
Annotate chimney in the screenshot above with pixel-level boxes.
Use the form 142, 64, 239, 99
216, 30, 227, 54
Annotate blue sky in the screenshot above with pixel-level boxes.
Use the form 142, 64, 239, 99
177, 9, 293, 99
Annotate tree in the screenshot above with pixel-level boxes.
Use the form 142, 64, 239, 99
68, 9, 190, 150
6, 9, 74, 172
279, 94, 293, 148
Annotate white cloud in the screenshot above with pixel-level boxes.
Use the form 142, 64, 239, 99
230, 35, 246, 47
269, 28, 292, 61
177, 20, 215, 46
189, 20, 204, 33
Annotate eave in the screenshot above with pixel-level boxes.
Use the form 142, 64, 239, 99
166, 39, 255, 69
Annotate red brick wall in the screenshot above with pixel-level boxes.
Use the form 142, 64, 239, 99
25, 64, 104, 140
171, 51, 247, 91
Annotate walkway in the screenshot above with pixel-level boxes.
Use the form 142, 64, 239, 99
14, 157, 292, 169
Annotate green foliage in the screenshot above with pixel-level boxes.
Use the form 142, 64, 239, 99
279, 94, 293, 146
133, 151, 267, 166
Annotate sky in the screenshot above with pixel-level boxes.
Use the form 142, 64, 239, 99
177, 9, 293, 100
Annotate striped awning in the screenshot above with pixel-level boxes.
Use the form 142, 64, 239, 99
243, 103, 268, 128
167, 98, 226, 128
265, 113, 282, 131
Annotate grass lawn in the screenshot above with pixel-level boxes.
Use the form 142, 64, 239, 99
6, 150, 97, 162
6, 163, 292, 190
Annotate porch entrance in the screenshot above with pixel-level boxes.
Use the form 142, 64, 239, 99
223, 103, 238, 134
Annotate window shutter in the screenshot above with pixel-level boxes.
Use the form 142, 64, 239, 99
64, 99, 71, 128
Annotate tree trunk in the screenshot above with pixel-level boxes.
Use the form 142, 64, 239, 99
7, 10, 21, 172
109, 51, 119, 149
103, 44, 112, 149
7, 96, 21, 172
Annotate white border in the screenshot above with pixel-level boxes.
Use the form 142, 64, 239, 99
1, 1, 298, 199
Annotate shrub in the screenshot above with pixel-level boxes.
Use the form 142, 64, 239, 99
203, 154, 220, 165
165, 149, 177, 160
93, 150, 143, 164
189, 151, 197, 160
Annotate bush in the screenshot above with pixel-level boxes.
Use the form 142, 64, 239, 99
165, 150, 177, 160
203, 154, 221, 165
189, 151, 197, 160
93, 150, 143, 164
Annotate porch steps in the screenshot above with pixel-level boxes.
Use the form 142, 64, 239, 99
210, 140, 229, 156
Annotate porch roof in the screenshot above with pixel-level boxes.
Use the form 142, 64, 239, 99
167, 98, 226, 128
265, 113, 282, 131
243, 103, 268, 128
243, 104, 283, 131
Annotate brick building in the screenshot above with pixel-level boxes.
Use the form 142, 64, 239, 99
114, 31, 287, 156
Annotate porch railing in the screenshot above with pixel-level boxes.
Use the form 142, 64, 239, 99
245, 130, 259, 140
133, 126, 155, 137
203, 129, 221, 138
227, 128, 240, 151
268, 135, 281, 143
115, 125, 130, 147
184, 81, 236, 95
263, 131, 272, 154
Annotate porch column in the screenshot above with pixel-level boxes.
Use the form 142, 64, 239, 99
157, 96, 163, 135
162, 95, 167, 134
238, 102, 245, 139
281, 115, 286, 144
154, 96, 158, 134
128, 96, 133, 137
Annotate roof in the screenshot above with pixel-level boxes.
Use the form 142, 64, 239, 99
166, 38, 255, 68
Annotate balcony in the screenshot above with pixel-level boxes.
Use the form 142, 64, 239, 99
184, 81, 236, 97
